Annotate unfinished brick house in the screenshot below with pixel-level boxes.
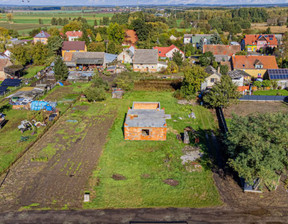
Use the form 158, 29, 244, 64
124, 102, 170, 141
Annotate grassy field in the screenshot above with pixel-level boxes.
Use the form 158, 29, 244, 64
253, 89, 288, 96
0, 11, 114, 35
250, 23, 288, 34
84, 91, 221, 209
23, 65, 46, 79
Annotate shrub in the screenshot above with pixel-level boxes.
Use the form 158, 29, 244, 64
84, 87, 107, 102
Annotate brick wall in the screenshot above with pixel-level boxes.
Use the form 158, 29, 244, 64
124, 126, 166, 141
133, 102, 160, 110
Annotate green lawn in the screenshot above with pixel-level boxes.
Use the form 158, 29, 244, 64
84, 91, 221, 209
23, 66, 46, 79
253, 89, 288, 96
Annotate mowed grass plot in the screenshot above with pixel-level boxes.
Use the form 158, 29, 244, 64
23, 65, 45, 79
85, 91, 221, 209
253, 89, 288, 96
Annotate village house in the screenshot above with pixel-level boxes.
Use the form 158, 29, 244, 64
0, 55, 13, 81
62, 41, 87, 57
264, 69, 288, 89
153, 45, 184, 60
183, 34, 212, 48
241, 34, 278, 52
202, 44, 241, 62
201, 66, 221, 91
124, 102, 170, 141
117, 46, 135, 64
33, 31, 51, 45
228, 70, 251, 87
133, 49, 158, 73
122, 29, 138, 47
65, 31, 83, 41
231, 55, 278, 78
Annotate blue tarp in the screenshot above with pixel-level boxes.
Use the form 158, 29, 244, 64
30, 101, 57, 111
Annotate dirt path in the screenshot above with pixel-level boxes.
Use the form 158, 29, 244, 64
0, 104, 116, 211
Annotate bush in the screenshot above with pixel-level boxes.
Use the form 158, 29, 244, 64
114, 72, 140, 91
253, 81, 262, 89
84, 87, 106, 102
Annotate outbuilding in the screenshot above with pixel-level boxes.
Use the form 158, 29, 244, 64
124, 102, 171, 141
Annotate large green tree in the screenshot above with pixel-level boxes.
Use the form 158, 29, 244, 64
203, 74, 240, 108
53, 56, 69, 81
172, 51, 183, 67
10, 44, 31, 66
47, 36, 63, 55
225, 113, 288, 189
31, 42, 49, 65
180, 66, 208, 97
199, 51, 215, 67
107, 23, 125, 45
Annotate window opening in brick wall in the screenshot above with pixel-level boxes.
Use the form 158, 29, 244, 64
142, 129, 150, 136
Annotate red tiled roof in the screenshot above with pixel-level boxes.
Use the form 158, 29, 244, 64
124, 30, 138, 45
232, 55, 278, 70
66, 31, 83, 38
153, 45, 184, 58
237, 86, 250, 92
243, 34, 278, 46
62, 41, 86, 51
203, 45, 241, 56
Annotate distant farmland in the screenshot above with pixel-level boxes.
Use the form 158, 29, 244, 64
0, 11, 114, 35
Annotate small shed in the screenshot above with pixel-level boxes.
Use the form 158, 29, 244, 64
124, 102, 171, 141
112, 88, 124, 99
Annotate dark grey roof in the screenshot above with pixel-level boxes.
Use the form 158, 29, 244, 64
205, 66, 221, 77
72, 52, 105, 65
214, 55, 229, 62
228, 70, 250, 79
125, 109, 167, 127
133, 49, 158, 64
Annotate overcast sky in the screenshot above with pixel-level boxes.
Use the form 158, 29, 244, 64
1, 0, 288, 5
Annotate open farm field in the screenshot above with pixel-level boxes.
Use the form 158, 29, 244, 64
250, 23, 288, 33
224, 101, 288, 119
85, 91, 221, 209
0, 12, 114, 27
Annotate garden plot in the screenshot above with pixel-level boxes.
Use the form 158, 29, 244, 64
0, 102, 117, 211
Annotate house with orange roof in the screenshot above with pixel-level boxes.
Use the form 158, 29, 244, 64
153, 45, 184, 60
123, 30, 138, 47
231, 55, 278, 78
66, 31, 83, 41
241, 34, 278, 52
203, 44, 241, 62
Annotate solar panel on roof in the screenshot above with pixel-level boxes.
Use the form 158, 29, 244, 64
1, 79, 21, 87
0, 86, 8, 95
